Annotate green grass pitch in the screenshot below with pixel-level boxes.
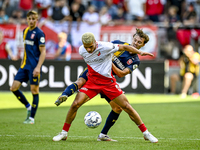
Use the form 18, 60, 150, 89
0, 92, 200, 150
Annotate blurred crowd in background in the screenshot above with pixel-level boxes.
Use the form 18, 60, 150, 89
0, 0, 200, 61
0, 0, 199, 26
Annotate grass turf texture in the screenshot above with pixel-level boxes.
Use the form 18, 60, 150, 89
0, 92, 200, 150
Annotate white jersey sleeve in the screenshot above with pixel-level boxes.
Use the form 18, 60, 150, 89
79, 41, 119, 78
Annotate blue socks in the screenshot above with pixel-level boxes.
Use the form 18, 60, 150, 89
101, 110, 120, 135
30, 94, 39, 118
62, 83, 78, 97
12, 90, 30, 108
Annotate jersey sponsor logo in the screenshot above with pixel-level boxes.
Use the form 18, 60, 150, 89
86, 58, 104, 63
24, 40, 34, 46
80, 87, 88, 91
115, 84, 122, 92
113, 55, 125, 70
127, 59, 133, 65
40, 37, 45, 43
31, 33, 35, 39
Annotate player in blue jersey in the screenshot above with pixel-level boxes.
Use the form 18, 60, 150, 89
54, 28, 157, 142
10, 10, 46, 124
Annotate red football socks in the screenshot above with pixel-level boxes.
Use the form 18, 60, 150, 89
138, 123, 147, 132
63, 123, 71, 132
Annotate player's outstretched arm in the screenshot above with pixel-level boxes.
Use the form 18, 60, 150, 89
118, 45, 154, 57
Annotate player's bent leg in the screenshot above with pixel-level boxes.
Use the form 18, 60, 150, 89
97, 101, 122, 141
53, 92, 90, 141
65, 92, 90, 124
109, 101, 123, 114
54, 78, 87, 106
10, 80, 21, 92
11, 80, 32, 123
112, 94, 158, 143
112, 94, 143, 125
25, 85, 39, 124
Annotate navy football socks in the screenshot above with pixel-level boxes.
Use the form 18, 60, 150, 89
30, 94, 39, 118
13, 90, 30, 108
101, 110, 120, 135
62, 83, 78, 97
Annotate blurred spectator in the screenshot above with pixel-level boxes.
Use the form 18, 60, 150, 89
0, 0, 16, 17
54, 32, 72, 61
159, 5, 182, 59
145, 0, 166, 22
82, 5, 99, 26
0, 8, 9, 24
166, 0, 185, 21
69, 0, 85, 22
81, 0, 91, 8
0, 30, 18, 60
35, 0, 52, 19
124, 0, 146, 22
99, 6, 112, 25
19, 0, 34, 18
165, 6, 181, 40
47, 0, 70, 23
105, 0, 118, 20
66, 0, 74, 7
91, 0, 105, 12
9, 9, 26, 24
112, 6, 126, 25
68, 0, 86, 31
170, 45, 200, 98
183, 3, 197, 25
113, 0, 125, 6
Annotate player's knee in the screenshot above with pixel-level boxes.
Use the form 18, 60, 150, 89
112, 106, 123, 114
31, 88, 39, 95
10, 86, 15, 92
10, 85, 18, 92
71, 100, 82, 110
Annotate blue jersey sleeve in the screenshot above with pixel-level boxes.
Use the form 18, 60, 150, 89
37, 31, 45, 46
111, 40, 127, 45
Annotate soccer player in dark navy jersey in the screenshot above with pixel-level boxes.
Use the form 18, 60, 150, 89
10, 10, 46, 124
55, 28, 156, 142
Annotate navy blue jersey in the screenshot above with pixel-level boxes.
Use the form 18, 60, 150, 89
112, 40, 140, 73
21, 27, 45, 70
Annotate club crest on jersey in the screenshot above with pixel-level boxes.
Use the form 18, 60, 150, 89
96, 51, 101, 56
31, 34, 35, 39
127, 59, 133, 65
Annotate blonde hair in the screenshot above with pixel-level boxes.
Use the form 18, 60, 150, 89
82, 32, 95, 44
58, 32, 67, 39
27, 10, 38, 18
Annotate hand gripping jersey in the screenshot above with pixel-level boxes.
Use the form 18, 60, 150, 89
21, 27, 45, 70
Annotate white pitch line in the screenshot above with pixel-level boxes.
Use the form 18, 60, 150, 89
0, 135, 200, 141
